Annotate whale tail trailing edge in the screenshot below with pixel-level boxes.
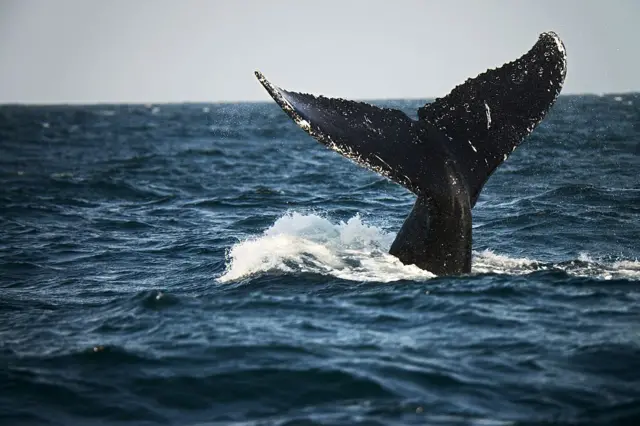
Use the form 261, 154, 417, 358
255, 32, 567, 275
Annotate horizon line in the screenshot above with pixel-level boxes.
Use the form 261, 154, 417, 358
0, 91, 638, 107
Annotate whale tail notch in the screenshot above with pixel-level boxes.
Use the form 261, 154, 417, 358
254, 32, 567, 275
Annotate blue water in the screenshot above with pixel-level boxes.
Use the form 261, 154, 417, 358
1, 95, 639, 425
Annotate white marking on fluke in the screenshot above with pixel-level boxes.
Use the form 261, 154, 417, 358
298, 119, 311, 130
255, 71, 318, 137
547, 31, 566, 57
484, 102, 491, 129
468, 140, 477, 153
374, 154, 391, 171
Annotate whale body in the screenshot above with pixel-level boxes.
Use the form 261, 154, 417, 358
255, 32, 567, 276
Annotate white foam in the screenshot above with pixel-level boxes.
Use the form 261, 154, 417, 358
218, 213, 432, 283
471, 249, 539, 275
607, 259, 640, 280
218, 213, 640, 283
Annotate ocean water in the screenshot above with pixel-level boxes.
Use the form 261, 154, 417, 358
1, 94, 639, 425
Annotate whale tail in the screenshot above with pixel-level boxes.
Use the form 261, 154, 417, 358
255, 32, 567, 275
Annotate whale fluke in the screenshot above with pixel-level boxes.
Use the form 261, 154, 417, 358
418, 32, 567, 206
255, 32, 567, 275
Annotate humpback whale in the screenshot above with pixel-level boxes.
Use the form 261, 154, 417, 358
255, 32, 567, 276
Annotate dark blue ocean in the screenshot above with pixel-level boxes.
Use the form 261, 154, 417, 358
1, 94, 639, 425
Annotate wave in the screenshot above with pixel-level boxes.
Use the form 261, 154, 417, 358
218, 213, 639, 283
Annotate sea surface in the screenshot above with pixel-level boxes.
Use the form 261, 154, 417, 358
1, 94, 639, 425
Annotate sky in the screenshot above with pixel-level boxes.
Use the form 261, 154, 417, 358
0, 0, 638, 104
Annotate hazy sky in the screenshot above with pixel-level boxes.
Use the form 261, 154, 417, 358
1, 0, 638, 103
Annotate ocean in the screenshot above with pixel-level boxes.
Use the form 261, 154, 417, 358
1, 94, 639, 425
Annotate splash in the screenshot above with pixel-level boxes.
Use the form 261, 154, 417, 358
218, 213, 639, 283
218, 212, 432, 283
